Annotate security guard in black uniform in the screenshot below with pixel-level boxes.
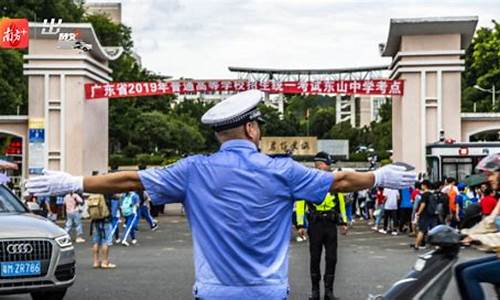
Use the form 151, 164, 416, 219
296, 152, 348, 300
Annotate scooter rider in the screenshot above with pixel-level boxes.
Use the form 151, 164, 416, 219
297, 152, 348, 300
455, 153, 500, 300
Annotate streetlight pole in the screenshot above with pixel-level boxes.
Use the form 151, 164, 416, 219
474, 84, 500, 110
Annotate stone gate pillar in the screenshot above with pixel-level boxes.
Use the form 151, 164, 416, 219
23, 22, 122, 176
381, 17, 477, 172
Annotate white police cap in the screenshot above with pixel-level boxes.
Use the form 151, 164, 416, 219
201, 89, 265, 131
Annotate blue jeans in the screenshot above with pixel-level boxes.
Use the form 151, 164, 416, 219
92, 221, 112, 246
375, 204, 384, 226
455, 255, 500, 300
134, 205, 155, 229
65, 212, 83, 237
346, 203, 353, 222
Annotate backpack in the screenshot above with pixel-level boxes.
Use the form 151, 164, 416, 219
121, 194, 135, 217
433, 192, 448, 216
426, 192, 440, 216
461, 193, 473, 209
87, 194, 110, 220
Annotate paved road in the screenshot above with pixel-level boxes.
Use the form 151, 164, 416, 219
1, 207, 495, 300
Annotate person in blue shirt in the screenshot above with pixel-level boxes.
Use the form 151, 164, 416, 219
454, 182, 470, 225
120, 191, 140, 247
26, 90, 416, 300
398, 187, 413, 233
108, 193, 122, 243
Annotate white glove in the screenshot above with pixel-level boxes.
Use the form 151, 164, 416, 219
373, 164, 416, 189
25, 170, 83, 196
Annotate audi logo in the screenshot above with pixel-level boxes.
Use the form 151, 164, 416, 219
6, 243, 33, 254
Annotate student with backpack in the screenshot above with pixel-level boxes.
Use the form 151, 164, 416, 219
87, 192, 116, 269
120, 191, 140, 247
455, 182, 471, 227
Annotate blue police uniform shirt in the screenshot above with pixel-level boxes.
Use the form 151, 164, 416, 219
138, 139, 334, 300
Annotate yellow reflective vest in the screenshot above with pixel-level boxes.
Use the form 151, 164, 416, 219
296, 193, 347, 226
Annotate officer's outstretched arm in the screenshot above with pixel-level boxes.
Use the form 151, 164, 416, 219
26, 170, 143, 196
330, 164, 416, 193
330, 171, 375, 193
84, 171, 143, 194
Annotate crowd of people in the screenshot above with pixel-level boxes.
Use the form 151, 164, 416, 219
304, 175, 498, 251
23, 181, 160, 269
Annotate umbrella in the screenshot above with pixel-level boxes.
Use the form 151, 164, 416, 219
0, 173, 10, 185
0, 160, 18, 170
463, 173, 489, 187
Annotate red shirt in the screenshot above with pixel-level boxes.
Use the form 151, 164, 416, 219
376, 190, 386, 205
411, 188, 421, 203
480, 195, 497, 215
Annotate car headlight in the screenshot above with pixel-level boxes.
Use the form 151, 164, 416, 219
55, 234, 73, 248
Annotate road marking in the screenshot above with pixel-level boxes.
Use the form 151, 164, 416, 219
348, 231, 375, 235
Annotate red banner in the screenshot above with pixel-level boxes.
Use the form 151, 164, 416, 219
0, 18, 29, 49
85, 79, 404, 100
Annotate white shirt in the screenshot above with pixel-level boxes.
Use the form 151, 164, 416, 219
383, 188, 399, 210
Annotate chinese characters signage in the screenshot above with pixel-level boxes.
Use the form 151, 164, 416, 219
261, 137, 318, 156
0, 18, 29, 49
28, 118, 45, 175
84, 79, 404, 100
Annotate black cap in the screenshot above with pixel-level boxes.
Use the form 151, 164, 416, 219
314, 152, 332, 165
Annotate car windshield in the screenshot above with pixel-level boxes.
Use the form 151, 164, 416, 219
0, 185, 26, 213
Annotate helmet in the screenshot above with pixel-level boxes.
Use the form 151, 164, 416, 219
476, 153, 500, 173
427, 225, 460, 246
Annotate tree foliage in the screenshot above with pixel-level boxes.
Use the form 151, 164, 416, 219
462, 20, 500, 112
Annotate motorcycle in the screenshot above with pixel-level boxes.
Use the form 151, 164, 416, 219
369, 224, 500, 300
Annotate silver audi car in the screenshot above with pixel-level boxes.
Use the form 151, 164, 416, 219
0, 184, 75, 300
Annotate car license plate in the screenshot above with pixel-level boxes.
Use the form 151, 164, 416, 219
1, 261, 41, 277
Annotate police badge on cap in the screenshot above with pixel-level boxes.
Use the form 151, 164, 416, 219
201, 90, 265, 131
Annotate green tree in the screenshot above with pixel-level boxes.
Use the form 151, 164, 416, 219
0, 0, 84, 22
0, 50, 27, 114
462, 20, 500, 112
309, 108, 336, 138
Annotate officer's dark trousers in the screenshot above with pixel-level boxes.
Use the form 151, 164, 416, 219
308, 220, 338, 279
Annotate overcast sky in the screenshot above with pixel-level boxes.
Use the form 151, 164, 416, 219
99, 0, 498, 79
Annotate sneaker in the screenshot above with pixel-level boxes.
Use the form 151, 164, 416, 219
121, 240, 130, 247
378, 229, 387, 234
75, 237, 85, 243
296, 236, 304, 242
115, 239, 121, 244
131, 239, 137, 245
391, 231, 398, 236
151, 223, 159, 232
371, 226, 378, 231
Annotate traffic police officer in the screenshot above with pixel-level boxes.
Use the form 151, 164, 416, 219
296, 152, 347, 300
26, 90, 417, 300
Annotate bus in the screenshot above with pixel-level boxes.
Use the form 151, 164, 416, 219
426, 142, 500, 183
